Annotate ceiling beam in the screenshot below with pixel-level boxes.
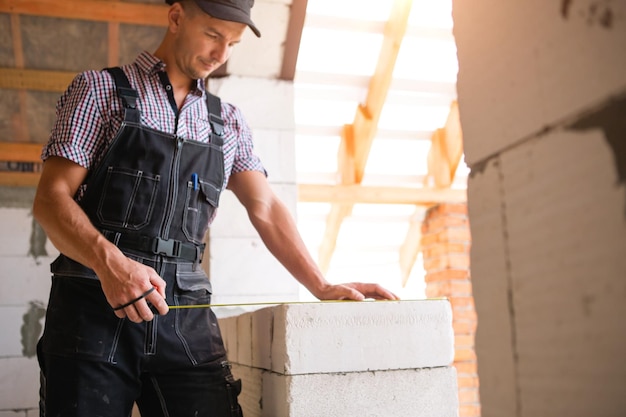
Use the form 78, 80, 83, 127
399, 211, 424, 287
279, 0, 308, 81
344, 0, 413, 184
298, 184, 466, 205
317, 0, 413, 272
425, 100, 464, 188
0, 0, 167, 26
0, 68, 75, 92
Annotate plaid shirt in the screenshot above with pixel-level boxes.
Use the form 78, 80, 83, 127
42, 51, 266, 200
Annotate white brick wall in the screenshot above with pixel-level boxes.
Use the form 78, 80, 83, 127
0, 208, 56, 414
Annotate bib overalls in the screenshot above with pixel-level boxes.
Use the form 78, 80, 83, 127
37, 68, 243, 417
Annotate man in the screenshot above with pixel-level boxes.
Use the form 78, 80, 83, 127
33, 1, 399, 416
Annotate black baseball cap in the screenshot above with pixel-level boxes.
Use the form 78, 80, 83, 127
166, 0, 261, 37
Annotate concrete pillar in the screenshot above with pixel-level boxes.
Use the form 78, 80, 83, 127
421, 203, 479, 417
453, 1, 626, 416
218, 300, 459, 417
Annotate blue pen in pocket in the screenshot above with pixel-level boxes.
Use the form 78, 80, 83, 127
191, 173, 199, 191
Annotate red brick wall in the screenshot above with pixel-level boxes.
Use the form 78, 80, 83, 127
421, 203, 480, 417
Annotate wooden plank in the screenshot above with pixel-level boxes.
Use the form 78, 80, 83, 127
317, 204, 352, 274
0, 67, 76, 92
298, 184, 466, 205
351, 0, 412, 184
324, 0, 413, 273
0, 142, 43, 162
399, 208, 425, 287
108, 22, 120, 66
0, 172, 40, 187
0, 0, 168, 26
0, 143, 43, 187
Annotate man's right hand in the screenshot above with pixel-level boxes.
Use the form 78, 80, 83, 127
97, 256, 170, 323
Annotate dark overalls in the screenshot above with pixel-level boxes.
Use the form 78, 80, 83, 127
37, 68, 243, 417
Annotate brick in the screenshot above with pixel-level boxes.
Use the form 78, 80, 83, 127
458, 388, 480, 403
454, 334, 476, 349
423, 215, 470, 233
423, 254, 470, 272
459, 404, 481, 417
427, 204, 468, 217
457, 375, 480, 389
452, 320, 477, 335
425, 269, 470, 282
454, 348, 477, 362
451, 307, 477, 322
454, 360, 478, 375
426, 280, 474, 299
422, 242, 470, 258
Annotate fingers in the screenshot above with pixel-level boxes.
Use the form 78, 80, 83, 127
113, 287, 158, 323
343, 283, 401, 301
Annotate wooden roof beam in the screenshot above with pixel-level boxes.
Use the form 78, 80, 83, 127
318, 0, 413, 272
298, 184, 466, 205
0, 0, 168, 26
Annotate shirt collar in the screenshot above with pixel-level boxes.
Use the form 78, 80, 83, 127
134, 51, 206, 97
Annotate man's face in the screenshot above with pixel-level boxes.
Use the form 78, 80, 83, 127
172, 3, 247, 80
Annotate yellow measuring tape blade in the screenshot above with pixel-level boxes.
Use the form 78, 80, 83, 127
167, 298, 442, 309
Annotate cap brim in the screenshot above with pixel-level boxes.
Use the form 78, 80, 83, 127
194, 1, 261, 37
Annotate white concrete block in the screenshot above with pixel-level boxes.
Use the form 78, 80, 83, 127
221, 300, 454, 374
499, 128, 626, 415
466, 158, 518, 417
207, 236, 300, 299
219, 314, 238, 362
231, 363, 263, 417
263, 366, 458, 417
209, 77, 295, 130
227, 1, 291, 79
0, 411, 27, 416
252, 129, 297, 185
0, 357, 40, 410
250, 306, 274, 371
453, 0, 626, 166
0, 305, 44, 358
236, 313, 253, 367
0, 256, 54, 305
0, 208, 32, 257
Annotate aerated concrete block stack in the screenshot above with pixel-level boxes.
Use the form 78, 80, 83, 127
218, 299, 459, 417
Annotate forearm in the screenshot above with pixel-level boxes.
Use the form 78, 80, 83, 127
33, 186, 124, 274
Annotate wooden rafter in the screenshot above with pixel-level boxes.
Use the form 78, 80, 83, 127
298, 184, 466, 205
0, 142, 43, 187
0, 0, 168, 26
425, 100, 464, 188
398, 100, 465, 285
317, 0, 413, 273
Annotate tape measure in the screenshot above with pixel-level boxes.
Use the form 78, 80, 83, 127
168, 298, 438, 309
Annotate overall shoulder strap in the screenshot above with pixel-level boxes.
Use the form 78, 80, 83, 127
105, 67, 140, 124
206, 92, 224, 147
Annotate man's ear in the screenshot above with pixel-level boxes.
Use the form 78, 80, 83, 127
167, 3, 185, 33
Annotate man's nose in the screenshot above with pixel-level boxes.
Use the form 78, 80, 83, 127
211, 42, 230, 65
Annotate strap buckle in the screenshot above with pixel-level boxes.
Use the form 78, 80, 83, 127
151, 237, 181, 257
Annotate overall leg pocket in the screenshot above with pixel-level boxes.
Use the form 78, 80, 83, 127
174, 265, 226, 365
